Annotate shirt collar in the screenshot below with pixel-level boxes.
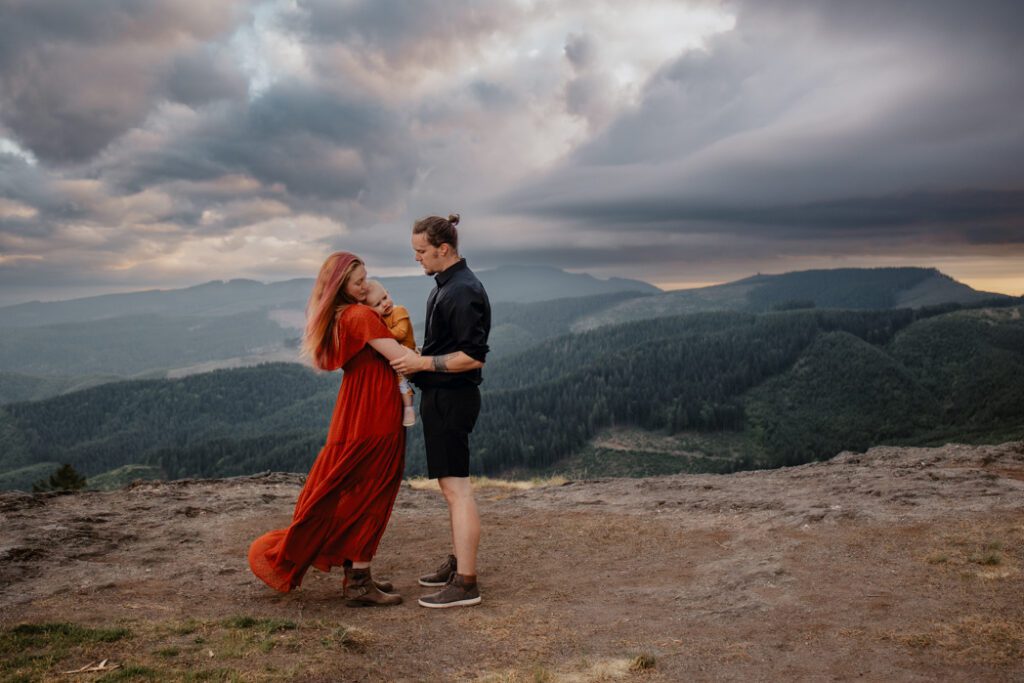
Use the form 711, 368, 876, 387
434, 258, 468, 287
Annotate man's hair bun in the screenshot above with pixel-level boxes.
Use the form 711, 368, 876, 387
414, 213, 461, 250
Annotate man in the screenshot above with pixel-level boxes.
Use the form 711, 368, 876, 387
390, 213, 491, 608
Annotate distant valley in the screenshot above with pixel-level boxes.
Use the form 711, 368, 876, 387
0, 266, 657, 402
1, 267, 1021, 490
0, 266, 1006, 405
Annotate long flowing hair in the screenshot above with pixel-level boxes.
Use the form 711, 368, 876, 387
302, 252, 363, 369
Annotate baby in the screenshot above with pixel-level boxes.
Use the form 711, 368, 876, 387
365, 280, 417, 427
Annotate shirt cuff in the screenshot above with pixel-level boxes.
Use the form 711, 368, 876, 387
460, 344, 489, 363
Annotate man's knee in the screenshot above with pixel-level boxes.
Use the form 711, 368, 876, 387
438, 476, 473, 503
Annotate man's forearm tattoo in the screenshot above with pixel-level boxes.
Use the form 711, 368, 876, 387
432, 353, 454, 373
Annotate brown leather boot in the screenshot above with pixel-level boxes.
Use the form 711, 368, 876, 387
343, 566, 402, 607
343, 560, 393, 592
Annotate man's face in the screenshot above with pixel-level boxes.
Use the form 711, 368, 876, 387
412, 232, 446, 275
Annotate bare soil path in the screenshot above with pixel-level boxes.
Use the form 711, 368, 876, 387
2, 442, 1024, 681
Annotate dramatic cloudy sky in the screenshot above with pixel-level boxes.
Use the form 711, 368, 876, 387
1, 0, 1022, 305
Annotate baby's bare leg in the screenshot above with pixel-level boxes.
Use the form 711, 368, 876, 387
400, 376, 416, 426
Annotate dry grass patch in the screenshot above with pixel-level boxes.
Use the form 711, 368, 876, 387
319, 624, 374, 651
476, 671, 545, 683
474, 656, 652, 682
920, 524, 1022, 579
0, 622, 133, 681
0, 616, 376, 682
883, 615, 1024, 665
558, 658, 634, 682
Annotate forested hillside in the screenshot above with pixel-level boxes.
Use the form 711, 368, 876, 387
0, 286, 649, 399
0, 266, 658, 327
2, 267, 999, 405
0, 363, 341, 479
487, 290, 650, 359
1, 298, 1021, 489
574, 267, 1007, 330
0, 371, 120, 404
743, 267, 946, 309
745, 306, 1024, 466
482, 302, 1024, 474
0, 311, 299, 376
0, 263, 656, 388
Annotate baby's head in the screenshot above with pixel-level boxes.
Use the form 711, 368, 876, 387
364, 279, 395, 316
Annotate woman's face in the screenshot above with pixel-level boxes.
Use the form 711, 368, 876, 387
344, 264, 369, 303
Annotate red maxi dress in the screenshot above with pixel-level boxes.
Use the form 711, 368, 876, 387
248, 304, 406, 592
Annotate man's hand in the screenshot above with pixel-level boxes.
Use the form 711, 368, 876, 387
390, 350, 430, 375
390, 350, 484, 375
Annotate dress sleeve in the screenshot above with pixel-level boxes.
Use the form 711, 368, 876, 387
329, 305, 392, 369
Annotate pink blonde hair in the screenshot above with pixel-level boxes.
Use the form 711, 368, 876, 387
302, 252, 363, 370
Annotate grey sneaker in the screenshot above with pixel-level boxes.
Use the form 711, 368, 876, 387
418, 573, 481, 609
418, 554, 457, 587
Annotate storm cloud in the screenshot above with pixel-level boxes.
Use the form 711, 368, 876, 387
0, 0, 247, 163
1, 0, 1022, 305
506, 0, 1024, 250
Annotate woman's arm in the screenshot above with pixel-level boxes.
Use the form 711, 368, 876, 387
390, 350, 483, 375
368, 337, 418, 363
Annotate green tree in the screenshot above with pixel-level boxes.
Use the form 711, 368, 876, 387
32, 463, 87, 492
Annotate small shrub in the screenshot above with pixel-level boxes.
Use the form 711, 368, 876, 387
969, 552, 1003, 566
170, 619, 199, 636
629, 653, 656, 671
32, 464, 87, 492
222, 616, 296, 634
259, 619, 296, 634
321, 626, 371, 650
223, 616, 257, 629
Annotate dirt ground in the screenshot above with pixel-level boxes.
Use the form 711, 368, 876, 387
2, 441, 1024, 682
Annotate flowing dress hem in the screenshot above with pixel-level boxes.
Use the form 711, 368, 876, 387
248, 430, 404, 593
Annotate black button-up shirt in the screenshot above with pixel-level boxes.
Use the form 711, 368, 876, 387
413, 258, 491, 389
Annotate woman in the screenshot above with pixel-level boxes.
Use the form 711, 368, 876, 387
248, 251, 416, 606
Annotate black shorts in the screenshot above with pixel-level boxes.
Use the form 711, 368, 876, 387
420, 384, 481, 479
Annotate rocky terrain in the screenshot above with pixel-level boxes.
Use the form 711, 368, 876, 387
2, 441, 1024, 681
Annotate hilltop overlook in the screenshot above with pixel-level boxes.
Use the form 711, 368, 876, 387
2, 441, 1022, 681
